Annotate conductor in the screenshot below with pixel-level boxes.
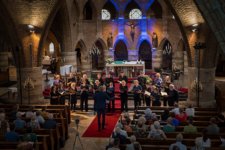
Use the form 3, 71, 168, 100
94, 86, 110, 132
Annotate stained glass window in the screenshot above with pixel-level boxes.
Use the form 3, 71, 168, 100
102, 9, 111, 20
129, 9, 142, 19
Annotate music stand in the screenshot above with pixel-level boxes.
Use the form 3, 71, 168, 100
73, 117, 84, 150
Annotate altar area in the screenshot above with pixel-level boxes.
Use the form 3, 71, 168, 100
105, 61, 145, 77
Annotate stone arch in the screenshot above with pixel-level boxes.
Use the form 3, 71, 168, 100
37, 0, 73, 66
91, 39, 106, 70
114, 40, 128, 61
147, 0, 163, 19
102, 0, 117, 19
75, 40, 87, 72
138, 40, 152, 69
160, 38, 173, 70
124, 0, 141, 19
83, 0, 97, 20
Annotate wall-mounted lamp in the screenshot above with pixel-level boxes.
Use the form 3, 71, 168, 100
191, 23, 199, 32
27, 24, 35, 33
172, 15, 175, 20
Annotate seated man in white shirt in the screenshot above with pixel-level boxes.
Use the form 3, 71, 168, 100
170, 103, 180, 115
169, 133, 187, 150
185, 104, 195, 118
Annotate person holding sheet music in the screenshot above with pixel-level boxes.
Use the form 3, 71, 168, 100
106, 82, 115, 112
50, 85, 59, 105
69, 82, 77, 111
58, 82, 66, 105
154, 73, 163, 89
120, 80, 128, 112
96, 73, 104, 85
67, 73, 76, 86
164, 84, 179, 106
93, 80, 101, 93
144, 83, 152, 107
151, 85, 161, 106
80, 79, 89, 112
105, 73, 114, 87
132, 80, 142, 109
137, 71, 147, 106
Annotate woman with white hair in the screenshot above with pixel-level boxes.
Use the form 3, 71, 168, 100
132, 80, 142, 109
148, 121, 167, 140
126, 135, 142, 150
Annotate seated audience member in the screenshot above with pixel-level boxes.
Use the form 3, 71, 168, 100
0, 111, 10, 138
27, 115, 40, 129
5, 124, 19, 142
43, 113, 57, 129
108, 138, 120, 150
135, 117, 148, 138
185, 104, 195, 118
163, 117, 175, 133
216, 113, 225, 128
183, 118, 197, 134
194, 129, 211, 149
40, 107, 49, 118
22, 128, 37, 143
175, 108, 188, 125
112, 127, 128, 144
36, 111, 45, 125
25, 106, 35, 119
14, 112, 26, 129
123, 117, 133, 133
170, 103, 180, 115
10, 104, 20, 121
161, 109, 170, 122
170, 112, 180, 127
206, 117, 220, 135
148, 121, 167, 140
169, 133, 187, 150
126, 135, 142, 150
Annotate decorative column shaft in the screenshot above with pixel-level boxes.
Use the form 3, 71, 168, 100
61, 51, 77, 72
152, 49, 163, 70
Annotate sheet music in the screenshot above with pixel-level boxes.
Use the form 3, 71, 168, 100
144, 91, 151, 96
161, 92, 168, 96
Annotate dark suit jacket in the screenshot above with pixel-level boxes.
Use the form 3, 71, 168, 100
94, 91, 110, 110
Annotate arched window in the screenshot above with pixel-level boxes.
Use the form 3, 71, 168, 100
49, 42, 54, 54
101, 9, 111, 20
83, 0, 92, 20
129, 9, 142, 19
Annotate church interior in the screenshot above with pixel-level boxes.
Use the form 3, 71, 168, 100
0, 0, 225, 149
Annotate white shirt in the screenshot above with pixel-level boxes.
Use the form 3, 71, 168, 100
195, 137, 211, 149
185, 108, 195, 117
169, 141, 187, 150
170, 108, 180, 115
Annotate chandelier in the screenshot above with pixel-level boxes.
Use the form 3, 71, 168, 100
89, 44, 101, 56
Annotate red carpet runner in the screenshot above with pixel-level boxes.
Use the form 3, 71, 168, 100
82, 111, 121, 138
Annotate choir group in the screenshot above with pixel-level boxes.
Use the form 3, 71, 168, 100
50, 71, 179, 112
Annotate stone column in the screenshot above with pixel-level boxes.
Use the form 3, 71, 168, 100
152, 49, 163, 70
16, 67, 44, 104
128, 50, 138, 61
61, 51, 77, 72
173, 51, 184, 71
187, 67, 216, 107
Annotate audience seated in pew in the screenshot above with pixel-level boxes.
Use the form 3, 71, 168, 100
170, 103, 180, 115
193, 129, 211, 150
206, 117, 220, 135
163, 117, 175, 133
108, 138, 120, 150
126, 135, 142, 150
36, 111, 45, 125
161, 109, 170, 122
112, 127, 128, 144
169, 133, 187, 150
43, 113, 57, 129
148, 121, 167, 140
14, 112, 26, 130
175, 108, 188, 125
22, 128, 38, 143
170, 112, 180, 127
185, 104, 195, 118
5, 124, 19, 142
27, 115, 40, 130
25, 106, 35, 119
17, 142, 34, 150
183, 118, 197, 134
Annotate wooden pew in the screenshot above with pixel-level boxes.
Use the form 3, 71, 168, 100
0, 141, 44, 150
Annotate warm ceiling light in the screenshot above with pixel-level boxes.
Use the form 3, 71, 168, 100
192, 28, 197, 32
28, 24, 34, 29
172, 15, 175, 19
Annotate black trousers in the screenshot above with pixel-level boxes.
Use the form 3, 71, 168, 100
70, 94, 77, 110
145, 96, 151, 107
60, 96, 65, 105
120, 93, 128, 112
134, 93, 141, 110
81, 93, 89, 111
108, 98, 115, 112
97, 108, 105, 131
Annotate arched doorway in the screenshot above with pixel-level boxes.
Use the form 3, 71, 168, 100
139, 40, 152, 69
114, 40, 128, 61
162, 39, 172, 70
92, 40, 104, 70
